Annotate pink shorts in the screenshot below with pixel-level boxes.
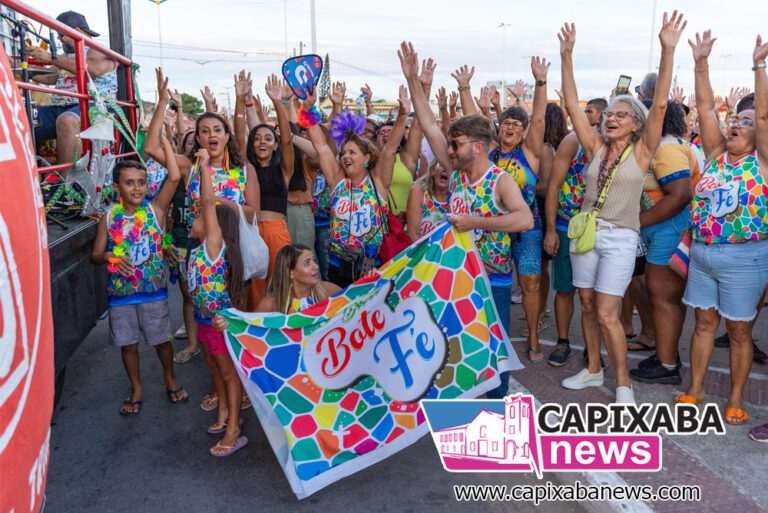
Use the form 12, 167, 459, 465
197, 323, 228, 355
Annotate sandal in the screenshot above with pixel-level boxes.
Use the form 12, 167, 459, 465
627, 338, 655, 352
724, 407, 749, 426
674, 394, 699, 405
520, 319, 549, 338
207, 417, 244, 435
528, 348, 544, 364
200, 393, 218, 412
119, 398, 142, 416
166, 386, 189, 404
173, 348, 200, 364
241, 395, 252, 410
210, 435, 248, 457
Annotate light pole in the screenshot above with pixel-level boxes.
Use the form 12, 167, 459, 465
310, 0, 317, 54
647, 0, 657, 72
499, 22, 510, 107
193, 59, 218, 85
149, 0, 169, 68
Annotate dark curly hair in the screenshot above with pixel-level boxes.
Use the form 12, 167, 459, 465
544, 103, 568, 150
662, 100, 687, 138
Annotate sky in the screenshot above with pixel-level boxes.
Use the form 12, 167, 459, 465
17, 0, 768, 107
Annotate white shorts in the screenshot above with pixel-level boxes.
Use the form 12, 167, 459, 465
570, 222, 638, 297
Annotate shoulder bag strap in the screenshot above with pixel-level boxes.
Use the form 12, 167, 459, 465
594, 144, 634, 214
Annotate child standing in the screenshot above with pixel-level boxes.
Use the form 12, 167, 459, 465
188, 148, 249, 457
91, 132, 187, 415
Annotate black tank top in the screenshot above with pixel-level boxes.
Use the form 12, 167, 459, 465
255, 158, 288, 215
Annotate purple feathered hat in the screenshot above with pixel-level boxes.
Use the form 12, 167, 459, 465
329, 108, 367, 149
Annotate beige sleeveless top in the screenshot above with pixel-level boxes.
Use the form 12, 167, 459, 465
581, 145, 645, 233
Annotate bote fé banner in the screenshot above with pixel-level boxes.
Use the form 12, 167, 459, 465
222, 223, 522, 499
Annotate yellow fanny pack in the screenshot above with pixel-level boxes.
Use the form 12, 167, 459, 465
568, 145, 634, 255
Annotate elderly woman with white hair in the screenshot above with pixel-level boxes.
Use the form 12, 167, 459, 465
556, 12, 687, 404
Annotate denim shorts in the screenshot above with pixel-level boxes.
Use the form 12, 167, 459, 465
683, 239, 768, 321
34, 104, 80, 141
512, 226, 543, 276
641, 208, 690, 266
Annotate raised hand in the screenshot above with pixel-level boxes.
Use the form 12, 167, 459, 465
201, 85, 215, 105
169, 88, 182, 106
436, 86, 448, 110
398, 84, 412, 115
659, 10, 687, 50
360, 83, 373, 101
280, 80, 294, 101
531, 56, 550, 82
670, 86, 686, 104
558, 23, 576, 55
725, 87, 750, 111
419, 57, 436, 86
490, 85, 501, 107
265, 74, 283, 102
508, 79, 526, 101
688, 30, 716, 62
234, 70, 252, 99
449, 91, 459, 108
754, 34, 768, 66
330, 81, 346, 105
301, 90, 318, 110
451, 64, 475, 88
398, 41, 420, 80
155, 68, 169, 102
475, 86, 491, 110
688, 92, 697, 110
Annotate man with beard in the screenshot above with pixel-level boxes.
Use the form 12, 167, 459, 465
29, 11, 117, 176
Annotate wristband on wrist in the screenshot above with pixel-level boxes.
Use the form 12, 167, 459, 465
297, 105, 322, 128
457, 85, 470, 92
753, 62, 767, 71
281, 99, 292, 105
244, 102, 254, 108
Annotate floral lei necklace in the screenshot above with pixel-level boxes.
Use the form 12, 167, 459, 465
107, 200, 171, 272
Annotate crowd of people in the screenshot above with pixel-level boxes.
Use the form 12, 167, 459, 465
32, 9, 768, 456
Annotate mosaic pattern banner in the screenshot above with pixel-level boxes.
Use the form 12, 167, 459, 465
221, 223, 522, 498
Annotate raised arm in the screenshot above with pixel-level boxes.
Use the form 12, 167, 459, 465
522, 56, 551, 174
201, 85, 217, 113
452, 65, 477, 116
168, 88, 186, 151
152, 131, 181, 220
638, 11, 687, 167
371, 85, 410, 194
558, 23, 601, 160
508, 80, 529, 113
300, 92, 345, 189
406, 182, 424, 242
753, 35, 768, 168
329, 81, 347, 121
233, 71, 252, 161
398, 41, 452, 172
475, 86, 493, 120
436, 87, 451, 137
688, 30, 725, 160
265, 74, 295, 186
361, 84, 376, 116
401, 58, 436, 172
144, 68, 192, 174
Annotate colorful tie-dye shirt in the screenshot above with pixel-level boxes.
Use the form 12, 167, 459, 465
312, 174, 331, 229
641, 135, 700, 212
419, 190, 450, 236
187, 242, 230, 324
145, 158, 168, 202
691, 151, 768, 244
106, 202, 168, 305
449, 166, 512, 284
490, 145, 539, 226
329, 175, 387, 257
186, 165, 246, 233
556, 145, 589, 230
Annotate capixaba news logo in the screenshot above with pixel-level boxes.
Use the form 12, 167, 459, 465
420, 394, 725, 478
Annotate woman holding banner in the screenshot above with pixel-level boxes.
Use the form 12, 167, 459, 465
299, 87, 410, 288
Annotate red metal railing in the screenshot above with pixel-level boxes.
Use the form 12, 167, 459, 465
1, 0, 139, 173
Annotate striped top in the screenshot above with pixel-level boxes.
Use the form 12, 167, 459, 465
581, 145, 645, 233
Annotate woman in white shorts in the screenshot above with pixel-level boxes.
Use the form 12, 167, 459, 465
556, 12, 686, 404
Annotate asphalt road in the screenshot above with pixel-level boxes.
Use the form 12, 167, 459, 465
44, 285, 585, 513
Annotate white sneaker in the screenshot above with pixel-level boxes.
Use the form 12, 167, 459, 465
615, 386, 636, 405
174, 325, 188, 339
562, 368, 604, 390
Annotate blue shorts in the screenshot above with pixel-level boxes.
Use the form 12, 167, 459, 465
683, 239, 768, 321
512, 226, 543, 276
553, 228, 575, 292
641, 208, 690, 266
34, 104, 80, 141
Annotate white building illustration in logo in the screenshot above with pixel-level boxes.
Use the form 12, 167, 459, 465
433, 395, 533, 463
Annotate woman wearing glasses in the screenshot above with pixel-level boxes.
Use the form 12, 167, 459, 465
487, 58, 550, 364
557, 12, 686, 405
675, 31, 768, 429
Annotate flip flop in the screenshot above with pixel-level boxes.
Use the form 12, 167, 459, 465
724, 407, 749, 426
528, 348, 544, 364
210, 436, 248, 457
207, 417, 244, 435
200, 393, 218, 412
166, 386, 189, 404
119, 398, 142, 416
627, 338, 655, 351
173, 348, 201, 364
674, 394, 699, 405
241, 395, 252, 410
